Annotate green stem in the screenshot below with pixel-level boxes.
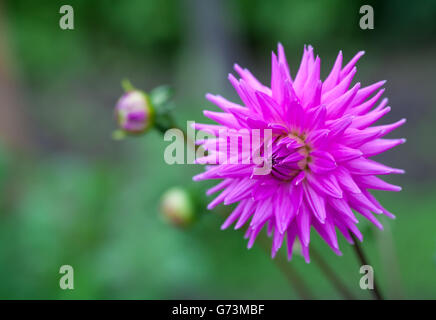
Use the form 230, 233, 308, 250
310, 247, 355, 299
351, 234, 383, 300
258, 235, 314, 299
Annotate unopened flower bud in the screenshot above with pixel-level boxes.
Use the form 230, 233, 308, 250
160, 187, 196, 228
115, 90, 154, 134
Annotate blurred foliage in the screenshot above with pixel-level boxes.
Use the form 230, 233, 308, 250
5, 0, 182, 79
0, 0, 435, 299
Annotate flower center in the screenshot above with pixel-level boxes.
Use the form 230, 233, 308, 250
270, 133, 312, 181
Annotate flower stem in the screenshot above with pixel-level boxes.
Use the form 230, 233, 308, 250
310, 247, 356, 299
351, 234, 383, 300
258, 235, 314, 299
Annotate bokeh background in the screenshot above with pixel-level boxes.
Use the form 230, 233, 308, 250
0, 0, 435, 299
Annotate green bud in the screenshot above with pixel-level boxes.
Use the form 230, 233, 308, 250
160, 187, 196, 228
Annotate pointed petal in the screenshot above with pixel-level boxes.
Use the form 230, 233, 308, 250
344, 157, 405, 175
308, 150, 337, 174
303, 183, 326, 223
360, 138, 406, 157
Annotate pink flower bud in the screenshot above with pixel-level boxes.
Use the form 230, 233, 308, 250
115, 91, 154, 134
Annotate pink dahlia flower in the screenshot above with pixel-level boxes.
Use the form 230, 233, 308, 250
193, 44, 405, 262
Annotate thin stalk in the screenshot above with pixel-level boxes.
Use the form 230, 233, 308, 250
310, 247, 355, 299
351, 234, 383, 300
258, 235, 314, 299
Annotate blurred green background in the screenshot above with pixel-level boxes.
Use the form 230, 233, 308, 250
0, 0, 435, 299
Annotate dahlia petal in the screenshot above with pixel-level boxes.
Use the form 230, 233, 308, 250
306, 45, 315, 70
354, 175, 402, 192
293, 171, 306, 186
333, 217, 355, 244
363, 190, 396, 219
322, 67, 356, 104
354, 207, 384, 230
277, 136, 304, 150
303, 183, 326, 223
256, 91, 283, 123
304, 104, 326, 131
277, 43, 292, 82
328, 198, 358, 223
350, 80, 386, 107
308, 80, 323, 109
300, 242, 311, 263
293, 45, 312, 95
307, 173, 343, 198
228, 74, 261, 115
272, 228, 285, 258
317, 173, 343, 198
342, 216, 363, 242
288, 100, 305, 131
371, 118, 407, 138
360, 138, 406, 157
207, 179, 232, 196
245, 116, 269, 129
250, 198, 273, 229
224, 179, 255, 205
306, 129, 329, 148
382, 210, 396, 219
221, 203, 245, 230
335, 167, 361, 193
340, 127, 384, 148
203, 110, 240, 128
286, 225, 298, 261
247, 224, 264, 249
330, 144, 363, 162
325, 83, 360, 119
373, 97, 389, 112
297, 202, 311, 246
340, 51, 365, 79
309, 150, 337, 174
271, 52, 283, 103
302, 56, 321, 107
239, 79, 263, 114
345, 157, 404, 175
207, 187, 233, 209
351, 106, 391, 129
192, 122, 223, 136
323, 50, 342, 92
347, 192, 383, 214
279, 151, 304, 165
276, 184, 302, 233
206, 93, 246, 113
349, 89, 385, 115
252, 181, 278, 201
314, 218, 340, 251
326, 115, 353, 140
233, 64, 270, 94
235, 199, 256, 229
193, 164, 253, 181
